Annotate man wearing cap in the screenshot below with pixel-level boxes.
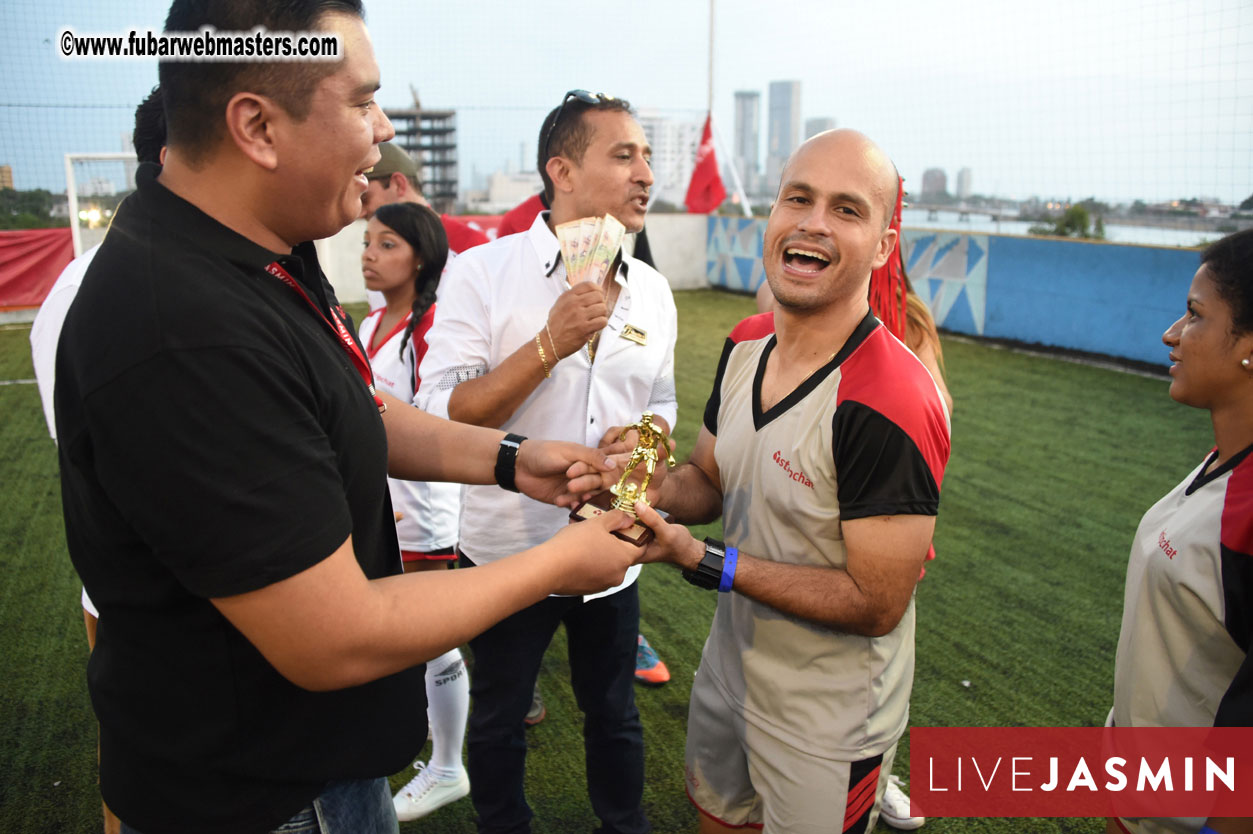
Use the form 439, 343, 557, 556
417, 91, 674, 834
357, 139, 483, 823
360, 142, 489, 309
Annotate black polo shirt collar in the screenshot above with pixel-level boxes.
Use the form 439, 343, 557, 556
135, 162, 329, 305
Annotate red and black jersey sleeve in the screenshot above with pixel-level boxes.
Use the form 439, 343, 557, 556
1216, 450, 1253, 727
441, 215, 490, 254
703, 312, 775, 436
832, 326, 950, 521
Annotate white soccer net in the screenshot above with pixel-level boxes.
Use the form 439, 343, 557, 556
2, 0, 1249, 245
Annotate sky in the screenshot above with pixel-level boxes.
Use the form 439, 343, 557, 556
2, 0, 1251, 205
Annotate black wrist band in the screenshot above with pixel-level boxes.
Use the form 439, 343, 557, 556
683, 537, 726, 590
495, 433, 526, 493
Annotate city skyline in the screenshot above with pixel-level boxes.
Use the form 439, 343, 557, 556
765, 80, 801, 195
732, 90, 760, 190
2, 0, 1250, 206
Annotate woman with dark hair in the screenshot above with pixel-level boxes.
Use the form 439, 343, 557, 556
896, 272, 953, 416
362, 202, 447, 376
358, 201, 470, 821
1108, 229, 1253, 834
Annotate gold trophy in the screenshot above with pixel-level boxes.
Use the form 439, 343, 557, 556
569, 412, 676, 545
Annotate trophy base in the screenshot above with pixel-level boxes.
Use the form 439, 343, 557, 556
569, 490, 654, 546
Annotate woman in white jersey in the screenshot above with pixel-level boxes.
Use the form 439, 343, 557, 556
1109, 229, 1253, 834
359, 202, 471, 821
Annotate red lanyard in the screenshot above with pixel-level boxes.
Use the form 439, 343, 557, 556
264, 261, 387, 414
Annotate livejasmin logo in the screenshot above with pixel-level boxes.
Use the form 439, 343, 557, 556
772, 450, 814, 489
927, 754, 1235, 793
910, 727, 1253, 818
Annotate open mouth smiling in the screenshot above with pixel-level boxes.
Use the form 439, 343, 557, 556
784, 247, 831, 274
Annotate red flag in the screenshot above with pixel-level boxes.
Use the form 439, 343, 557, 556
685, 113, 726, 214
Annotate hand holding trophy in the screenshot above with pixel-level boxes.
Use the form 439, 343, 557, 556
569, 412, 675, 545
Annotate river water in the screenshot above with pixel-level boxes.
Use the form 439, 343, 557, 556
901, 209, 1219, 248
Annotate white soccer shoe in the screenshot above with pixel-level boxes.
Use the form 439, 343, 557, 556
392, 760, 470, 822
879, 774, 925, 830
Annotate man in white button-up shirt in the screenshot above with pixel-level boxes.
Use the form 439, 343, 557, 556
418, 92, 675, 834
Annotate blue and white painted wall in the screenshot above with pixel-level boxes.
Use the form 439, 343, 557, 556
705, 216, 1202, 367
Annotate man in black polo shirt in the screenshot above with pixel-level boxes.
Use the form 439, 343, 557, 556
54, 2, 639, 833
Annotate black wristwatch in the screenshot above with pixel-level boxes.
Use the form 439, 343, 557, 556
495, 433, 526, 493
683, 538, 726, 590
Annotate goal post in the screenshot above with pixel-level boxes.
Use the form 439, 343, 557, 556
64, 152, 138, 257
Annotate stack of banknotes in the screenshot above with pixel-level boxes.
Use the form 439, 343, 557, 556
555, 214, 626, 285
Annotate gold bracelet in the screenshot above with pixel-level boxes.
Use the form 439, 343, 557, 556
535, 333, 551, 378
545, 323, 560, 360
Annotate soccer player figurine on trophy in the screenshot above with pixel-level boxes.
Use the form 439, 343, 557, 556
570, 411, 676, 545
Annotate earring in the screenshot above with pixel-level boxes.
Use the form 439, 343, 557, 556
1244, 358, 1251, 368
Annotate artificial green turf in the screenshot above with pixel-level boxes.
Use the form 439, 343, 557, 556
0, 324, 103, 834
0, 292, 1212, 833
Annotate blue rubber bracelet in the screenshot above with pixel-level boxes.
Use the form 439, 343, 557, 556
1199, 827, 1221, 834
718, 547, 738, 592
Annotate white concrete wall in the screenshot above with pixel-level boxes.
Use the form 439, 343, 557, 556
642, 213, 708, 290
314, 212, 711, 303
315, 218, 369, 305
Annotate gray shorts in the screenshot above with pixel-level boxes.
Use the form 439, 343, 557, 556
684, 664, 897, 834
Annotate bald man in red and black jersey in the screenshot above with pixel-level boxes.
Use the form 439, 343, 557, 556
634, 129, 951, 834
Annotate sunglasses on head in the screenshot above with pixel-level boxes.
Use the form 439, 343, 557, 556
542, 90, 617, 162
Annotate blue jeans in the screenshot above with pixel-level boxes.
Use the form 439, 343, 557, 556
461, 556, 649, 834
120, 777, 398, 834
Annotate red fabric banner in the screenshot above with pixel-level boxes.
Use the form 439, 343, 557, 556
0, 227, 74, 309
911, 726, 1253, 818
685, 114, 726, 214
449, 214, 504, 241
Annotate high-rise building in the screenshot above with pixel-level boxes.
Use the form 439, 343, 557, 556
384, 105, 459, 213
637, 111, 703, 206
0, 164, 13, 191
921, 168, 948, 199
733, 91, 760, 192
766, 80, 801, 193
805, 117, 836, 138
956, 167, 973, 200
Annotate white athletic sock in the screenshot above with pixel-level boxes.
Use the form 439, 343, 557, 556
424, 648, 469, 781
